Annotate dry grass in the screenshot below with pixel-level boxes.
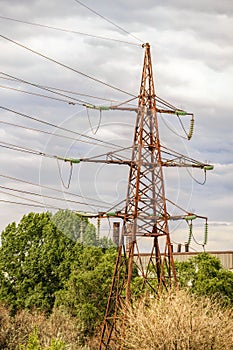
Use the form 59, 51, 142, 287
1, 290, 233, 349
0, 305, 87, 349
120, 289, 233, 350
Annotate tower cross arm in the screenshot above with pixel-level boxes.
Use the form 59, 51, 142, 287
161, 146, 214, 170
161, 160, 214, 170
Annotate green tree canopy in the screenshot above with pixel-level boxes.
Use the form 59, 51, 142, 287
0, 210, 115, 319
52, 209, 96, 245
176, 252, 233, 305
0, 212, 80, 312
55, 246, 117, 335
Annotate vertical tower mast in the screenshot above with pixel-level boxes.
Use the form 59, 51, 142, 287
123, 43, 176, 294
99, 43, 177, 349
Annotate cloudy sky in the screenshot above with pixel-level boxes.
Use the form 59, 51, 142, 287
0, 0, 232, 252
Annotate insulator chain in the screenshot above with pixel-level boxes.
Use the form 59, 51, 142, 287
188, 115, 195, 140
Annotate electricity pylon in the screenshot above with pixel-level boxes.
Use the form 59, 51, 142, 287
98, 42, 177, 349
52, 42, 212, 349
95, 43, 213, 349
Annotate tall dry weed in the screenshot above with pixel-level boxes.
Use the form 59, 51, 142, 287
0, 305, 86, 349
120, 289, 233, 350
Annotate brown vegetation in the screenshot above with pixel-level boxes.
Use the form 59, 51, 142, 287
0, 305, 86, 349
119, 289, 233, 350
1, 289, 233, 349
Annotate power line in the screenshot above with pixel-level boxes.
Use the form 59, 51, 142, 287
0, 34, 136, 97
0, 72, 90, 106
0, 120, 132, 162
0, 84, 137, 113
0, 173, 111, 206
0, 184, 111, 209
73, 0, 144, 44
0, 15, 141, 47
0, 105, 125, 149
0, 188, 52, 206
0, 198, 65, 210
0, 74, 165, 110
0, 73, 176, 111
0, 139, 132, 169
0, 140, 58, 159
0, 120, 91, 143
0, 74, 129, 104
0, 84, 81, 105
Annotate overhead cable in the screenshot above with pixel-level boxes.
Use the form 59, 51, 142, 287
0, 198, 65, 210
0, 184, 111, 209
0, 15, 141, 47
0, 73, 132, 104
0, 84, 81, 105
0, 173, 111, 205
0, 105, 124, 149
0, 72, 90, 106
73, 0, 144, 44
0, 120, 89, 143
0, 34, 136, 97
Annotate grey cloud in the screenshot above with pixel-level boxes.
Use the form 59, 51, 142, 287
0, 0, 232, 250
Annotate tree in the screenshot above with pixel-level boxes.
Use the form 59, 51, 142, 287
55, 246, 117, 335
176, 252, 233, 305
0, 210, 117, 335
0, 212, 82, 312
52, 209, 97, 246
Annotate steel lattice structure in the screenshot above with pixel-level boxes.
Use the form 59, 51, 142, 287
85, 42, 213, 350
98, 43, 177, 349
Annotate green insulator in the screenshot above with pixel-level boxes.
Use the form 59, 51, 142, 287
69, 158, 81, 164
204, 165, 214, 171
99, 106, 110, 110
57, 156, 80, 164
175, 109, 187, 116
188, 116, 194, 140
185, 214, 197, 221
188, 223, 192, 245
85, 103, 109, 111
106, 212, 116, 217
204, 222, 208, 245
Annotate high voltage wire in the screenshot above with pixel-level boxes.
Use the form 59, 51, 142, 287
0, 120, 91, 143
0, 173, 111, 206
0, 83, 137, 108
0, 105, 125, 149
0, 140, 59, 159
0, 196, 120, 216
1, 71, 138, 111
73, 0, 144, 44
0, 75, 123, 104
0, 188, 59, 208
0, 15, 141, 47
0, 84, 81, 105
0, 139, 132, 165
0, 121, 133, 162
0, 34, 136, 98
0, 184, 112, 209
0, 73, 171, 109
0, 72, 90, 106
0, 198, 66, 210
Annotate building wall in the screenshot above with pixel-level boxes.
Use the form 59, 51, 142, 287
173, 251, 233, 270
137, 251, 233, 271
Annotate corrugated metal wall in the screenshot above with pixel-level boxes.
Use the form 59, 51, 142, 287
137, 251, 233, 271
173, 251, 233, 270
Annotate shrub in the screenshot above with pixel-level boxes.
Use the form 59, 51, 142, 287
120, 289, 233, 349
0, 305, 84, 349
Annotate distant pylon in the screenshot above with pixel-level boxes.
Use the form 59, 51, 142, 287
98, 43, 177, 349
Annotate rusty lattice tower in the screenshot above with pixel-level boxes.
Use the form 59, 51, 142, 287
98, 43, 177, 349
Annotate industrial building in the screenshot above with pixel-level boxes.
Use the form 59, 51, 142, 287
137, 251, 233, 271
